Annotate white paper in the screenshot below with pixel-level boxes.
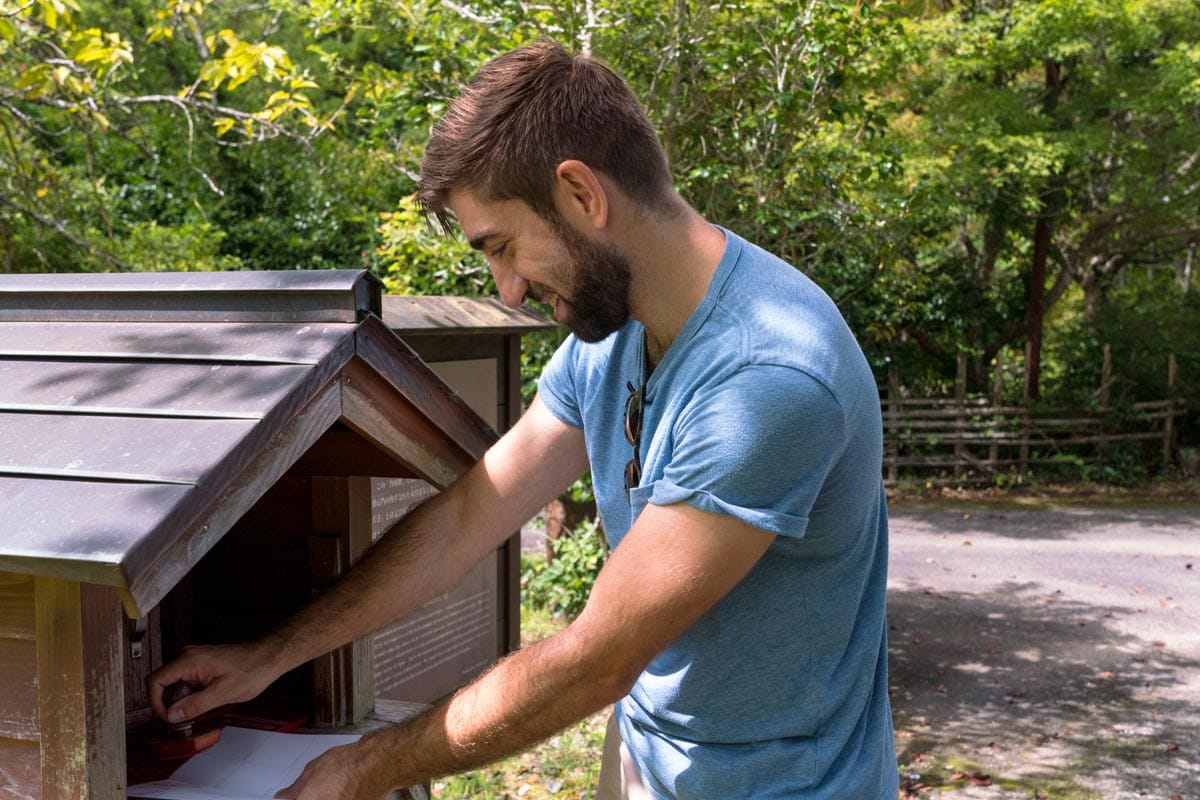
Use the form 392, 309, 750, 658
128, 727, 362, 800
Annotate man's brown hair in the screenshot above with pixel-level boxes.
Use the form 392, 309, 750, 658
418, 39, 675, 231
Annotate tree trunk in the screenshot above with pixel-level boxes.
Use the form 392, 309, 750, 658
1025, 214, 1050, 401
1024, 58, 1062, 402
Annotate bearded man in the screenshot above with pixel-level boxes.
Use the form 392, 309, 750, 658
150, 39, 898, 800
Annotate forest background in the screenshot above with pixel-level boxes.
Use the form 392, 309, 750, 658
2, 0, 1198, 481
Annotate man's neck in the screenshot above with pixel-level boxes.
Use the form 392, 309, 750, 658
618, 202, 726, 365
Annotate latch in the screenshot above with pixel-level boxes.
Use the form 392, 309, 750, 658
128, 614, 149, 660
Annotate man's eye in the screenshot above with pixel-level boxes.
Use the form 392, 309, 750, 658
491, 243, 507, 258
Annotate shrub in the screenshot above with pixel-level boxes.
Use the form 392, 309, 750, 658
521, 518, 607, 620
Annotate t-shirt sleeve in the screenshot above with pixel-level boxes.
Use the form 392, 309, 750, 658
644, 365, 847, 538
536, 335, 585, 429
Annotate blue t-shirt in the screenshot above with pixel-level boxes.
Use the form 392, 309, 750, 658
538, 229, 896, 799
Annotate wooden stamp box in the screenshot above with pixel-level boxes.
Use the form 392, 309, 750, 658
0, 272, 552, 799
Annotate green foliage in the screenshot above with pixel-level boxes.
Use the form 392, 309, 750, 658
521, 518, 608, 620
110, 218, 241, 271
2, 0, 1195, 474
872, 0, 1200, 396
374, 195, 494, 296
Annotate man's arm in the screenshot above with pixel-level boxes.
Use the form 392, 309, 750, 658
276, 499, 776, 799
148, 395, 590, 723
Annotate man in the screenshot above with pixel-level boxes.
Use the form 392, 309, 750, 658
149, 39, 897, 799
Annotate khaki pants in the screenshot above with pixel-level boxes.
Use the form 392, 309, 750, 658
596, 713, 654, 800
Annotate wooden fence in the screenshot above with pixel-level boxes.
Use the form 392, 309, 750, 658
882, 351, 1188, 484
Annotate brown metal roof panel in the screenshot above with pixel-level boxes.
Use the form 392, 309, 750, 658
0, 413, 258, 484
382, 295, 555, 335
0, 476, 192, 584
0, 359, 313, 418
0, 321, 356, 365
0, 269, 383, 323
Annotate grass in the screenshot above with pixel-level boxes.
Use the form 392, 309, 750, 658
431, 604, 610, 800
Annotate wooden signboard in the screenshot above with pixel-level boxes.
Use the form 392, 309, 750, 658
369, 478, 500, 705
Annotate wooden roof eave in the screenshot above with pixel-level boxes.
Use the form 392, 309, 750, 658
347, 316, 499, 482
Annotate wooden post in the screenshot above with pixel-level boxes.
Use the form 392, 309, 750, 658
1164, 353, 1179, 468
886, 366, 900, 484
989, 352, 1004, 469
502, 335, 524, 656
954, 351, 967, 480
1099, 343, 1112, 451
310, 476, 375, 726
1019, 340, 1033, 480
35, 579, 125, 800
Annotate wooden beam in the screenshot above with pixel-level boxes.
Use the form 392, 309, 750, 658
35, 579, 124, 800
309, 477, 375, 726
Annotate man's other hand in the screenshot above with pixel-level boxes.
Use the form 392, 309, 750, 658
274, 740, 394, 800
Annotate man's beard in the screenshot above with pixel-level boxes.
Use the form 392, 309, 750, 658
548, 219, 633, 343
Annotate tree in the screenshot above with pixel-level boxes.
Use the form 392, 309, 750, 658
877, 0, 1200, 398
0, 0, 347, 270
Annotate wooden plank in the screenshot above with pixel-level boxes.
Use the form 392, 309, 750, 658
309, 477, 375, 726
501, 336, 522, 655
0, 639, 38, 741
382, 296, 554, 335
123, 606, 162, 728
35, 579, 125, 800
0, 321, 353, 364
339, 367, 464, 489
288, 428, 422, 478
0, 737, 39, 800
308, 535, 347, 727
0, 359, 311, 418
0, 573, 35, 640
399, 334, 507, 368
0, 413, 256, 484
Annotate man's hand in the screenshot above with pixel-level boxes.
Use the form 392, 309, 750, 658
274, 740, 394, 800
147, 641, 280, 723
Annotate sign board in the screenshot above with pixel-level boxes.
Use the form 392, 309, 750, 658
369, 478, 500, 704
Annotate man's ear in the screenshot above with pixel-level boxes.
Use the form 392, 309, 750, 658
554, 160, 608, 231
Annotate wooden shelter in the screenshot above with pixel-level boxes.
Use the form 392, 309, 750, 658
0, 271, 550, 800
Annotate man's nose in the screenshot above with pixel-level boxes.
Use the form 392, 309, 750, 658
491, 262, 529, 309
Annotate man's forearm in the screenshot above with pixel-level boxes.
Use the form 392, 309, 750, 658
348, 621, 635, 792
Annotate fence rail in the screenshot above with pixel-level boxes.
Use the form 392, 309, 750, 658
881, 397, 1187, 483
880, 350, 1187, 484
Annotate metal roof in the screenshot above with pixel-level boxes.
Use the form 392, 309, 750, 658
0, 270, 496, 617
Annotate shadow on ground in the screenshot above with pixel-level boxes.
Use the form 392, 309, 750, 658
888, 580, 1200, 799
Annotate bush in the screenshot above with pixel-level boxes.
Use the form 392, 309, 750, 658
521, 518, 607, 620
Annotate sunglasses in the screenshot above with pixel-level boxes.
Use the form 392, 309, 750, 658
623, 380, 644, 500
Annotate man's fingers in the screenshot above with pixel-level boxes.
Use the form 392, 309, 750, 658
146, 651, 226, 722
165, 687, 219, 724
